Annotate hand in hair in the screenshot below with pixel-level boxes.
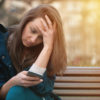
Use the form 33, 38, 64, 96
35, 15, 56, 49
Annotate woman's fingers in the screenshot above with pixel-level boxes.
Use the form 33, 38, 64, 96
14, 71, 43, 87
22, 71, 28, 75
45, 15, 52, 29
22, 75, 40, 81
21, 75, 43, 87
22, 71, 40, 81
35, 23, 44, 34
35, 16, 54, 35
24, 79, 43, 85
40, 18, 48, 31
23, 79, 43, 87
21, 71, 42, 81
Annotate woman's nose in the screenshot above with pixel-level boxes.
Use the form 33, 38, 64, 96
30, 36, 37, 43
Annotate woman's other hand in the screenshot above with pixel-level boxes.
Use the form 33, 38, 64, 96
12, 71, 43, 87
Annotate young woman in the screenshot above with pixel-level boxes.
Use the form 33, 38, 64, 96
0, 4, 67, 100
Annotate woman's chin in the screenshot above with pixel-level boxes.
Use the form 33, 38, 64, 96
23, 43, 31, 47
23, 42, 42, 48
23, 43, 37, 48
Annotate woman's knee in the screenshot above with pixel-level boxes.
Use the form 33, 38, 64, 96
6, 86, 43, 100
6, 86, 26, 100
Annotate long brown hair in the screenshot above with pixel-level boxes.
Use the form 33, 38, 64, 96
7, 4, 67, 77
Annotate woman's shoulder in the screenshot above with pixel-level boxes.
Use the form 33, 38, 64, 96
0, 24, 7, 33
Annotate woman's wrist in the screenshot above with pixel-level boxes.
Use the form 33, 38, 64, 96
10, 76, 17, 86
43, 45, 53, 52
0, 76, 17, 99
2, 77, 16, 89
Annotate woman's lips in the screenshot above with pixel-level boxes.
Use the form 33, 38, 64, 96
26, 41, 32, 46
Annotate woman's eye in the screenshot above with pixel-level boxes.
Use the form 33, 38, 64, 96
31, 29, 37, 33
30, 27, 37, 33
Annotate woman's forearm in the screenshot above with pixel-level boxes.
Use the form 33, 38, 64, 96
0, 77, 16, 99
34, 46, 52, 68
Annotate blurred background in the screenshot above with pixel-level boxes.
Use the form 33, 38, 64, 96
0, 0, 100, 67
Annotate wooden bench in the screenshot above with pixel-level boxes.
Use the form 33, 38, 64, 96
54, 66, 100, 100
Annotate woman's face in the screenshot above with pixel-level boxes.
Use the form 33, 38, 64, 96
22, 18, 43, 47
